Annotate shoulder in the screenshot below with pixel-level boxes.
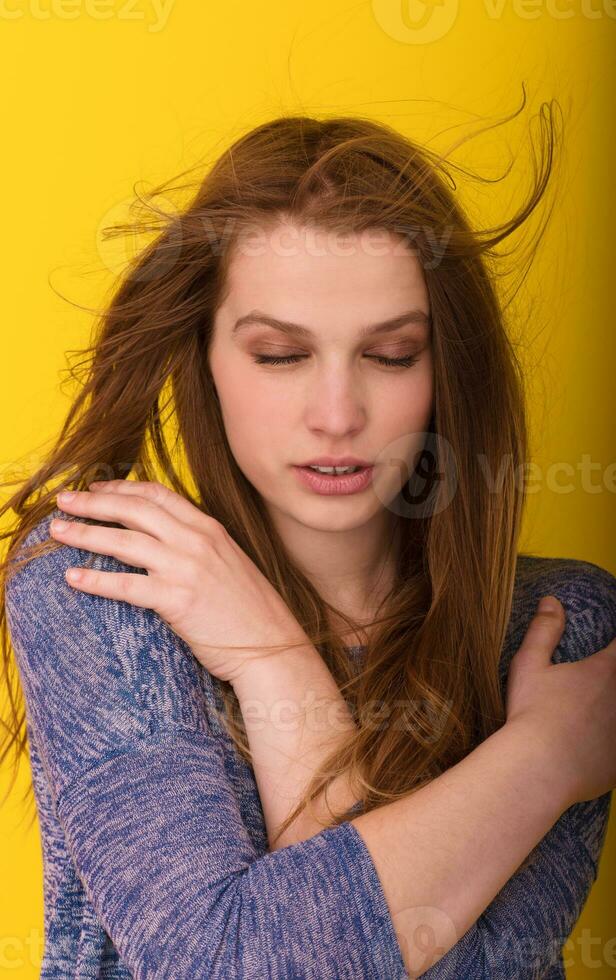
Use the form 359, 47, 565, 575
5, 506, 145, 640
499, 553, 616, 683
513, 552, 616, 618
6, 506, 106, 627
5, 507, 218, 749
501, 554, 615, 865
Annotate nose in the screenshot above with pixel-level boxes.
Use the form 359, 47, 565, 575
303, 369, 367, 438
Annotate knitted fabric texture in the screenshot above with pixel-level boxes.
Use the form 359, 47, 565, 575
5, 507, 615, 979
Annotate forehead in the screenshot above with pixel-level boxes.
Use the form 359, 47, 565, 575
219, 220, 429, 321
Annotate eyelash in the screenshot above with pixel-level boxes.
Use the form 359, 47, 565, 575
253, 354, 420, 369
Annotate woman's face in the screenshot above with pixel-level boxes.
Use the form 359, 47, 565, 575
208, 218, 434, 544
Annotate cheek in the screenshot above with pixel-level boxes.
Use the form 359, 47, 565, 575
387, 366, 434, 432
217, 373, 287, 463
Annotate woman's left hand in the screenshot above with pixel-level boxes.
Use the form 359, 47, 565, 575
50, 480, 311, 685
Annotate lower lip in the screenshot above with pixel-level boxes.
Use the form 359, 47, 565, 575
292, 465, 374, 495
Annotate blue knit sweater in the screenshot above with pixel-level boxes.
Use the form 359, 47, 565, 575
5, 506, 615, 979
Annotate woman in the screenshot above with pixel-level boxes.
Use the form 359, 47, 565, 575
1, 111, 615, 979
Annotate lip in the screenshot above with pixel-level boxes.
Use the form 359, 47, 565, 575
293, 464, 374, 496
299, 456, 371, 467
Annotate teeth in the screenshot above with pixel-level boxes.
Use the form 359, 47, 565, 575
308, 465, 362, 475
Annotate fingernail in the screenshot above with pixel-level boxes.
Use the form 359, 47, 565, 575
58, 491, 75, 502
538, 596, 559, 613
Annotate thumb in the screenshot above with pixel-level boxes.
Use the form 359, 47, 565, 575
512, 595, 566, 671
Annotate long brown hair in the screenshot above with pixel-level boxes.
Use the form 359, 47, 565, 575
0, 94, 561, 843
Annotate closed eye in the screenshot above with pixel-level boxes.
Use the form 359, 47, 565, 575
253, 354, 420, 369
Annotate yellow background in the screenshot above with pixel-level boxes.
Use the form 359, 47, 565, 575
1, 1, 614, 976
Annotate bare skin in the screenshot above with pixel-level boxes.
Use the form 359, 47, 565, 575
207, 218, 435, 628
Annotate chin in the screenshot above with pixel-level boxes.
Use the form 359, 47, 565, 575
290, 499, 379, 530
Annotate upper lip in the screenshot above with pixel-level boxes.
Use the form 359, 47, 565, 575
298, 457, 372, 468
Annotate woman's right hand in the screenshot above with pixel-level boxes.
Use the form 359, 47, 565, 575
504, 595, 616, 808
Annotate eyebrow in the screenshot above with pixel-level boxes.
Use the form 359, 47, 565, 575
232, 308, 432, 339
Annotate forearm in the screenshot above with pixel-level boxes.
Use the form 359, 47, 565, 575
233, 654, 573, 975
349, 719, 571, 976
232, 645, 361, 849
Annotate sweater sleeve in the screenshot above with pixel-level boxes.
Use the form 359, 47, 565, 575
6, 515, 614, 979
5, 510, 408, 980
417, 556, 616, 980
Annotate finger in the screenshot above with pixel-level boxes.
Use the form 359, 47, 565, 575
64, 565, 157, 608
87, 480, 213, 533
513, 596, 566, 669
50, 518, 166, 573
57, 489, 183, 545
